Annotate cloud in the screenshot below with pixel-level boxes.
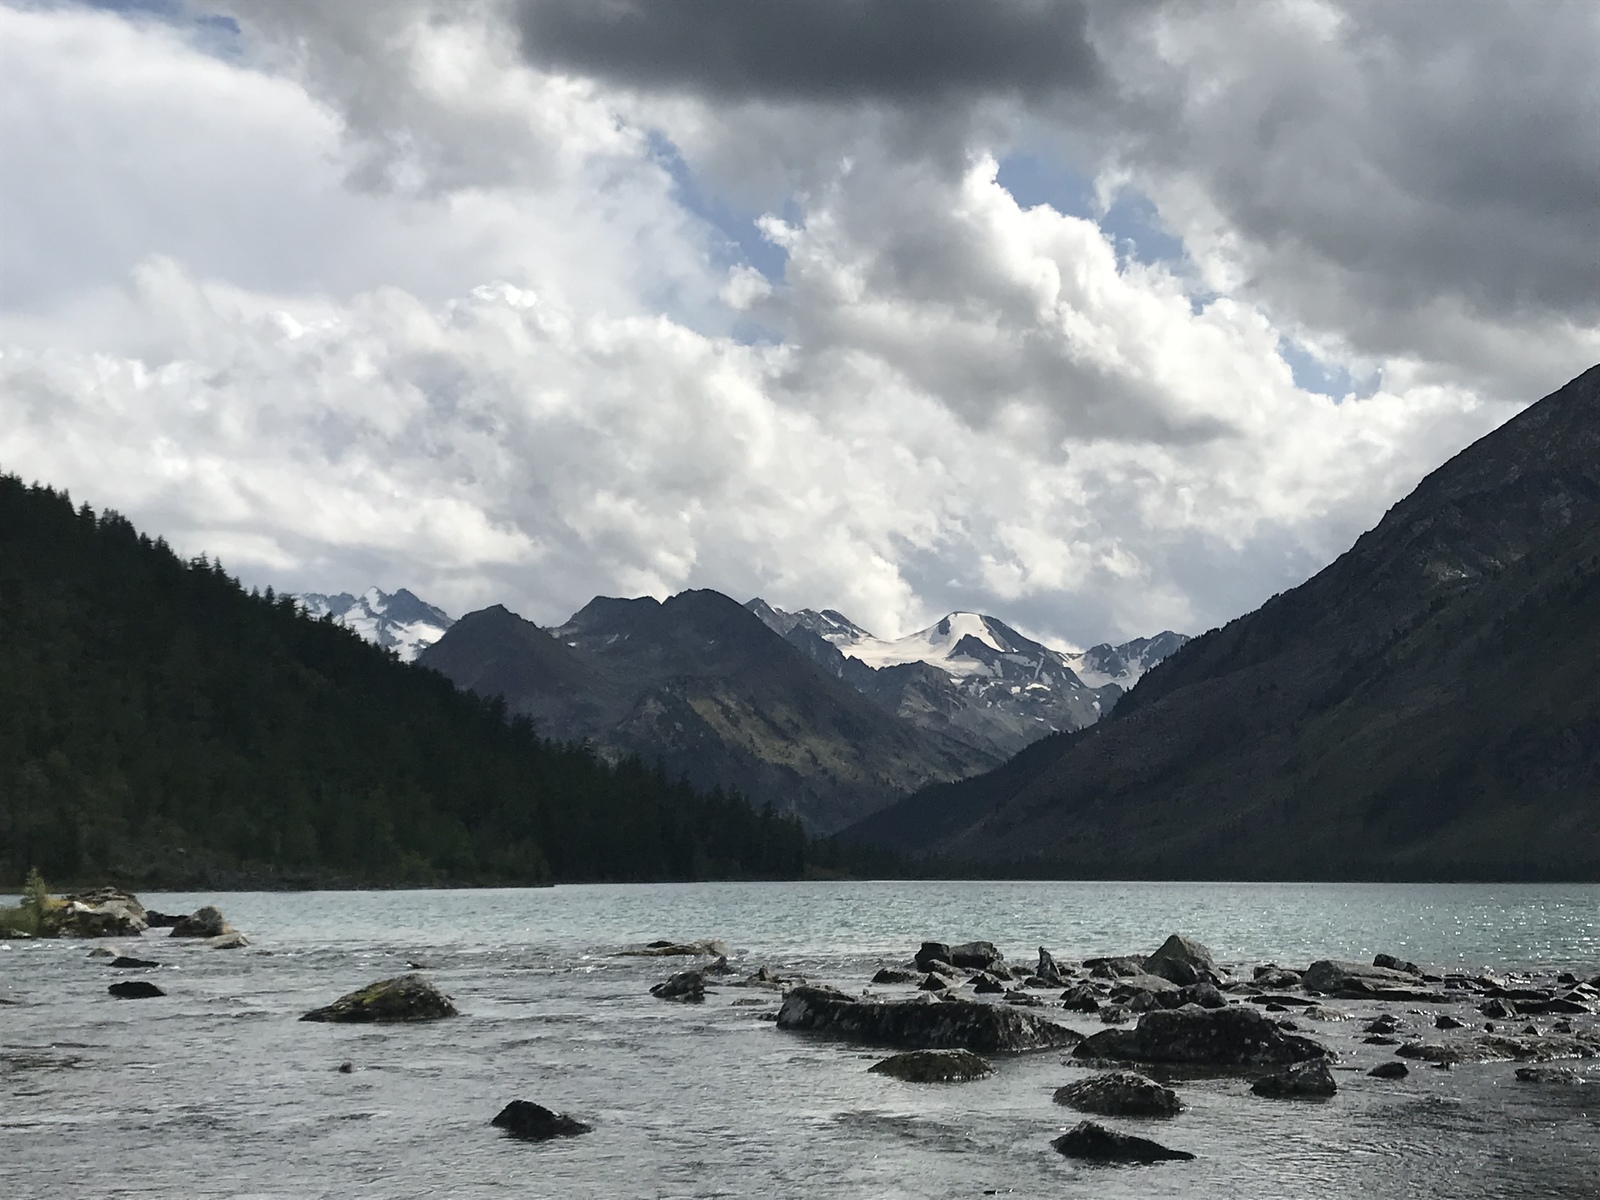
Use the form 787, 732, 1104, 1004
0, 0, 1589, 655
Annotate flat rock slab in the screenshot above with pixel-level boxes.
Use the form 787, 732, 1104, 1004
491, 1100, 591, 1140
108, 981, 164, 999
777, 986, 1080, 1054
868, 1049, 994, 1082
1396, 1031, 1600, 1065
300, 973, 458, 1023
1075, 1004, 1329, 1068
1054, 1071, 1181, 1117
1052, 1121, 1194, 1164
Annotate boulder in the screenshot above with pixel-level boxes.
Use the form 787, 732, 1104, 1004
735, 965, 785, 989
144, 911, 185, 928
1098, 1004, 1131, 1024
1373, 954, 1422, 976
87, 946, 115, 958
1302, 959, 1433, 998
1251, 1058, 1337, 1098
919, 973, 954, 992
205, 931, 249, 949
776, 985, 1080, 1054
1107, 972, 1180, 999
970, 972, 1005, 995
914, 942, 953, 972
300, 974, 458, 1023
1085, 955, 1146, 979
108, 980, 164, 999
1052, 1121, 1194, 1164
1515, 1066, 1584, 1084
1004, 989, 1044, 1007
1075, 1004, 1330, 1068
649, 970, 706, 1003
868, 1048, 995, 1082
872, 967, 919, 985
1034, 948, 1068, 987
491, 1100, 591, 1140
109, 956, 160, 969
1435, 1014, 1466, 1030
1253, 964, 1303, 989
949, 941, 1005, 972
1144, 935, 1222, 986
617, 939, 727, 958
39, 888, 148, 938
170, 906, 233, 939
1060, 984, 1100, 1013
704, 955, 735, 975
1053, 1071, 1181, 1117
1368, 1061, 1409, 1079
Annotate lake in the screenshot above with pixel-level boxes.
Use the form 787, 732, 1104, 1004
3, 880, 1597, 1198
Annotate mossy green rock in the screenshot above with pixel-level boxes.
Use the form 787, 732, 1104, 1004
300, 973, 458, 1023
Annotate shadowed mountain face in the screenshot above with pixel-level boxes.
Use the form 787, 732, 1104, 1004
419, 590, 995, 832
850, 365, 1600, 881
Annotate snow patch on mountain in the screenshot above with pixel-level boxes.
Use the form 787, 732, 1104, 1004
298, 587, 454, 662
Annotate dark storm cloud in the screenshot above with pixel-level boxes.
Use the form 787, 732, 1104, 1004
513, 0, 1103, 101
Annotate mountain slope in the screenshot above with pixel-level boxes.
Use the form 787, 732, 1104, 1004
747, 600, 1187, 758
297, 587, 453, 662
420, 590, 993, 831
0, 476, 814, 887
850, 365, 1600, 880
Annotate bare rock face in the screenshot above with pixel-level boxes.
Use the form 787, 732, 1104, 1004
1251, 1058, 1338, 1098
1075, 1004, 1329, 1068
1053, 1071, 1182, 1117
868, 1048, 995, 1082
777, 985, 1080, 1054
40, 889, 148, 938
170, 906, 233, 939
1052, 1121, 1194, 1164
491, 1100, 591, 1140
300, 973, 458, 1023
1143, 935, 1222, 986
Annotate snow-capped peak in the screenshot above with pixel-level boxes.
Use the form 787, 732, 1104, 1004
297, 587, 454, 662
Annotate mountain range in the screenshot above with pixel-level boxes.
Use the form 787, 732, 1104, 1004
297, 587, 454, 662
850, 365, 1600, 880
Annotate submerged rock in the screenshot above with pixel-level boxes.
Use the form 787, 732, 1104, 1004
109, 956, 159, 969
618, 939, 728, 958
491, 1100, 591, 1140
1515, 1066, 1585, 1084
1075, 1004, 1329, 1068
776, 985, 1079, 1054
170, 906, 233, 939
108, 980, 164, 999
1251, 1058, 1337, 1098
1144, 935, 1222, 986
1052, 1121, 1194, 1164
1369, 1061, 1410, 1079
1053, 1071, 1181, 1117
649, 970, 707, 1003
868, 1048, 995, 1083
300, 973, 458, 1023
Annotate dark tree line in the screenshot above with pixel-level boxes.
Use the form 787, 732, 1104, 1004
0, 474, 839, 887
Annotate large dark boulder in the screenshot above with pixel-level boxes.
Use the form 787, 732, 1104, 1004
1302, 959, 1430, 998
1075, 1004, 1329, 1067
650, 970, 706, 1003
170, 906, 233, 939
914, 942, 953, 971
1253, 964, 1303, 989
949, 941, 1005, 972
1251, 1058, 1337, 1098
871, 967, 919, 985
1085, 955, 1146, 978
108, 980, 164, 999
776, 985, 1079, 1054
1054, 1071, 1181, 1117
300, 974, 458, 1023
1143, 935, 1222, 986
491, 1100, 591, 1140
868, 1048, 994, 1082
1052, 1121, 1194, 1164
1034, 947, 1068, 986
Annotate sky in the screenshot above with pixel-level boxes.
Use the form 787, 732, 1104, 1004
1, 0, 1596, 648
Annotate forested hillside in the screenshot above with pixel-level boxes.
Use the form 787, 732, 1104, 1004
0, 476, 820, 887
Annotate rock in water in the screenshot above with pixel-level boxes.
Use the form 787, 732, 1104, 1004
1251, 1058, 1338, 1098
868, 1049, 995, 1082
491, 1100, 592, 1140
109, 980, 165, 999
300, 974, 458, 1023
1052, 1121, 1194, 1164
949, 941, 1006, 972
914, 942, 954, 971
871, 967, 919, 985
776, 985, 1079, 1054
1035, 948, 1068, 986
1143, 935, 1222, 986
1075, 1005, 1329, 1068
109, 956, 160, 969
1515, 1066, 1583, 1084
205, 931, 250, 949
1060, 984, 1100, 1013
1302, 959, 1435, 998
170, 906, 233, 939
650, 970, 707, 1003
1369, 1061, 1409, 1079
40, 888, 148, 938
618, 939, 728, 958
144, 911, 185, 928
971, 972, 1005, 994
1053, 1071, 1182, 1117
